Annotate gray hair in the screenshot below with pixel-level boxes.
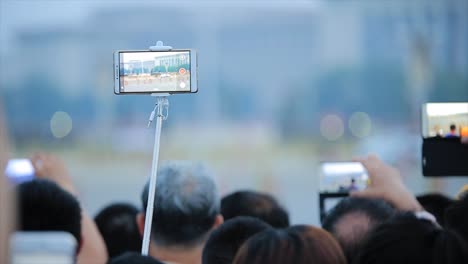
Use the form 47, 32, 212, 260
141, 161, 220, 246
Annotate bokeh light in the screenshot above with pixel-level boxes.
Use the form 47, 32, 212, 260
320, 114, 344, 141
348, 112, 372, 138
50, 111, 73, 138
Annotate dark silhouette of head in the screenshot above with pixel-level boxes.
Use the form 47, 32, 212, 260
221, 191, 289, 228
322, 197, 395, 263
108, 252, 164, 264
95, 203, 142, 258
450, 124, 456, 132
416, 193, 454, 226
233, 225, 346, 264
202, 216, 272, 264
355, 212, 468, 264
17, 179, 82, 246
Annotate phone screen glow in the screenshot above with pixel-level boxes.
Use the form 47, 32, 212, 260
5, 159, 35, 183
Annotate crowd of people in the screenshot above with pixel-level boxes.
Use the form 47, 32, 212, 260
1, 109, 468, 264
1, 151, 467, 264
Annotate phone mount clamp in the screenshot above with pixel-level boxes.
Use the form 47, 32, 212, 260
141, 41, 172, 256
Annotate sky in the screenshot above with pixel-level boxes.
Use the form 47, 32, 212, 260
0, 0, 323, 53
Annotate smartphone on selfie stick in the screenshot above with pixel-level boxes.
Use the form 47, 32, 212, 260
114, 49, 198, 95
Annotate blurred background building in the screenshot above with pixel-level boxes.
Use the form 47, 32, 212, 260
1, 0, 467, 225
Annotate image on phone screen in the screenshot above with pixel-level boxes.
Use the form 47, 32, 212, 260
422, 103, 468, 139
118, 51, 191, 93
319, 162, 369, 193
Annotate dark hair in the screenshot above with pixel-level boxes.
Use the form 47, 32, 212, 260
202, 216, 272, 264
108, 252, 164, 264
95, 203, 142, 258
141, 162, 219, 247
322, 197, 395, 263
221, 191, 289, 228
445, 194, 468, 243
450, 124, 456, 131
416, 193, 454, 226
17, 179, 82, 244
233, 225, 346, 264
355, 212, 468, 264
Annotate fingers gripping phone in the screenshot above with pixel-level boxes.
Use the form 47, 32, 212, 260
114, 50, 198, 94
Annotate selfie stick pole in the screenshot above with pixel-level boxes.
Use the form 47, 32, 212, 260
141, 41, 172, 256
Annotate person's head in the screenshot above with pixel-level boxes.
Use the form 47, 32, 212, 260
17, 179, 82, 249
322, 197, 395, 262
355, 212, 468, 264
416, 193, 454, 226
137, 161, 223, 249
108, 252, 164, 264
445, 194, 468, 243
221, 191, 289, 228
95, 203, 142, 258
233, 225, 346, 264
450, 124, 457, 132
202, 216, 272, 264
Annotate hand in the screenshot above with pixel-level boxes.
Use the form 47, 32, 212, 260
31, 152, 78, 196
351, 154, 423, 212
31, 152, 107, 263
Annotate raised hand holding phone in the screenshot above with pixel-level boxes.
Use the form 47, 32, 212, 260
30, 152, 107, 264
350, 155, 423, 212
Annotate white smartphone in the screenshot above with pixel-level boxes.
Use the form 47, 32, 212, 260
319, 162, 369, 193
10, 232, 77, 264
5, 159, 35, 184
421, 102, 468, 138
114, 49, 198, 94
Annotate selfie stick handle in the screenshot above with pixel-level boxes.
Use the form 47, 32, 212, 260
141, 41, 172, 256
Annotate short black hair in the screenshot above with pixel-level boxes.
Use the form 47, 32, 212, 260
221, 191, 289, 228
416, 193, 454, 226
202, 216, 272, 264
450, 124, 456, 131
108, 252, 164, 264
322, 197, 395, 263
355, 212, 468, 264
95, 203, 142, 258
17, 179, 82, 244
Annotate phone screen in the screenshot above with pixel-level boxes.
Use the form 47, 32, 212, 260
118, 50, 191, 93
10, 232, 76, 264
422, 103, 468, 139
5, 159, 35, 184
319, 162, 368, 193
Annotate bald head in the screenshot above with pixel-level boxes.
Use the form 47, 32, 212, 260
322, 197, 395, 262
333, 212, 373, 253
